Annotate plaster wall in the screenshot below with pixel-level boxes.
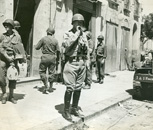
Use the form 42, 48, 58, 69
0, 0, 13, 34
32, 0, 73, 76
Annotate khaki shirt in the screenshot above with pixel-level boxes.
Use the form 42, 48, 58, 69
36, 35, 60, 55
96, 42, 107, 58
63, 29, 89, 58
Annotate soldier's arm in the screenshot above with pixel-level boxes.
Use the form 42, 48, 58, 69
64, 31, 81, 55
35, 38, 43, 50
0, 35, 14, 62
56, 40, 60, 62
0, 47, 14, 62
103, 45, 107, 58
64, 31, 81, 47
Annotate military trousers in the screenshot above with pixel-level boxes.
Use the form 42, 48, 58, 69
96, 56, 105, 80
85, 59, 95, 85
0, 60, 7, 88
63, 59, 86, 91
39, 54, 56, 83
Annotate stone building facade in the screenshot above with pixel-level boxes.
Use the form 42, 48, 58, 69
0, 0, 142, 77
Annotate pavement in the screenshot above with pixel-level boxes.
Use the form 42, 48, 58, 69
0, 70, 134, 130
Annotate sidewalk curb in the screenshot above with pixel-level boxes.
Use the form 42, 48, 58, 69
28, 93, 132, 130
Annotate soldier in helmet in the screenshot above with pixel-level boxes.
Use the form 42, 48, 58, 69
35, 26, 60, 94
62, 13, 89, 121
83, 31, 95, 89
0, 19, 24, 104
95, 35, 107, 84
13, 20, 22, 43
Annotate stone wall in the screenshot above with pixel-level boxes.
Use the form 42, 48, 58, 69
0, 0, 13, 34
32, 0, 73, 76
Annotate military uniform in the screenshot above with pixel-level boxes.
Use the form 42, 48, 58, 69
35, 29, 60, 93
63, 14, 89, 121
84, 31, 95, 89
0, 19, 23, 104
95, 35, 107, 84
63, 31, 88, 90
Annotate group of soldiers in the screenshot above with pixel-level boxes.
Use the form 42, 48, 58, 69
0, 14, 107, 121
0, 19, 26, 104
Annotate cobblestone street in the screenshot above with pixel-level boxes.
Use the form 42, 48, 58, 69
84, 99, 153, 130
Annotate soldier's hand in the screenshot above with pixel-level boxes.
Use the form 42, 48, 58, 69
76, 26, 83, 36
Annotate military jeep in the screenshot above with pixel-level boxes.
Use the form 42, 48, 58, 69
133, 51, 153, 100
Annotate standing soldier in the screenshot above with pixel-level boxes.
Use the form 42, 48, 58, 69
84, 31, 95, 89
35, 26, 60, 94
13, 20, 22, 43
0, 19, 24, 104
95, 35, 107, 84
62, 14, 89, 121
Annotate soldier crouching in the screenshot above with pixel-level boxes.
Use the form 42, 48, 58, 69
62, 14, 89, 121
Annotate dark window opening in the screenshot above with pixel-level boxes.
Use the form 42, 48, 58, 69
108, 0, 119, 11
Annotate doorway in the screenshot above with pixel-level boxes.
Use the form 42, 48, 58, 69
74, 9, 92, 31
14, 0, 35, 54
14, 0, 36, 77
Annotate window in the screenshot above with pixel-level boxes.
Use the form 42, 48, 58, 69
123, 0, 130, 17
108, 0, 119, 11
124, 0, 130, 9
134, 0, 139, 21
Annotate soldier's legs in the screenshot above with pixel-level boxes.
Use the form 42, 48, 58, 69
96, 60, 101, 83
63, 60, 86, 119
99, 63, 105, 84
48, 62, 56, 92
8, 80, 17, 104
39, 61, 48, 93
84, 64, 92, 89
0, 61, 7, 104
63, 88, 73, 121
72, 60, 86, 117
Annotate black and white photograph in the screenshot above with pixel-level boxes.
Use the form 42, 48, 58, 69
0, 0, 153, 130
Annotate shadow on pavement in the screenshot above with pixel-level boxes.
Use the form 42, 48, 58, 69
14, 93, 25, 100
33, 85, 56, 94
55, 103, 64, 115
0, 93, 25, 101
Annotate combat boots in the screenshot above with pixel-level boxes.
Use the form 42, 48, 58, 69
9, 88, 17, 104
47, 82, 54, 93
63, 90, 72, 121
99, 78, 104, 84
71, 91, 84, 118
1, 93, 7, 104
8, 81, 17, 104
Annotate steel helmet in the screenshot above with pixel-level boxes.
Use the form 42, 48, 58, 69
97, 35, 104, 40
3, 19, 14, 28
86, 31, 92, 39
72, 14, 84, 24
14, 20, 21, 28
46, 26, 55, 35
